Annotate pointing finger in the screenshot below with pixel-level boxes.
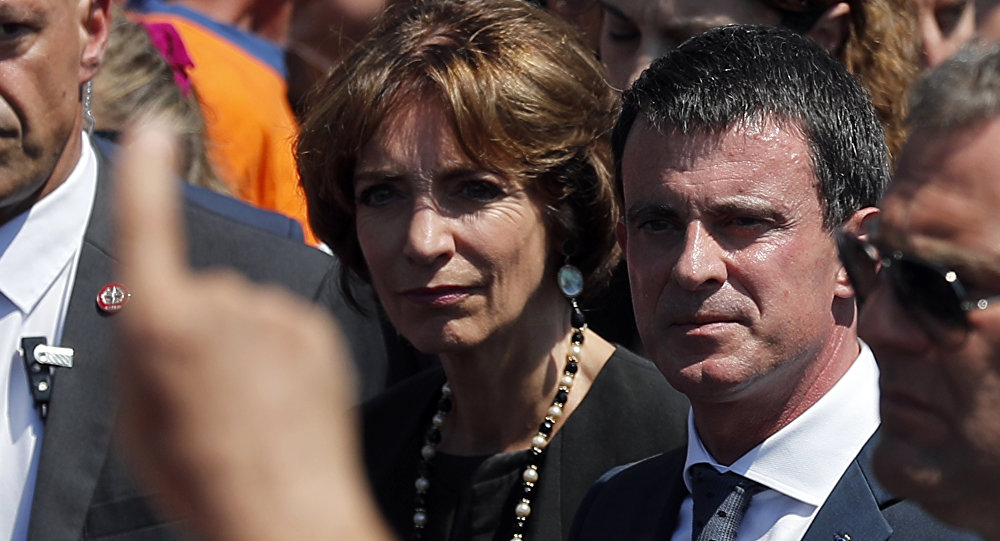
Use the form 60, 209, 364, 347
114, 120, 188, 303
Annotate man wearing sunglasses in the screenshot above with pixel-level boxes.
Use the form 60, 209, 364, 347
571, 25, 976, 540
846, 41, 1000, 541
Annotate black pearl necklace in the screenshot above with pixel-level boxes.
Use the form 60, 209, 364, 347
411, 325, 585, 541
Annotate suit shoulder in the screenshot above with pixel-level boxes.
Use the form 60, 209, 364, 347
182, 200, 334, 294
593, 450, 681, 493
569, 449, 685, 541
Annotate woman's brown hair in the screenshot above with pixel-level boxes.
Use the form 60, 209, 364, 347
298, 0, 621, 303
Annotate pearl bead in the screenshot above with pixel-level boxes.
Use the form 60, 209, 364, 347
532, 434, 548, 449
515, 501, 532, 518
560, 374, 575, 387
548, 404, 563, 419
415, 477, 430, 493
571, 344, 581, 355
432, 412, 446, 428
421, 444, 436, 460
414, 510, 428, 527
523, 467, 539, 483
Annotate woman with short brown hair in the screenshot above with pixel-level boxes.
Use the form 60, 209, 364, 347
298, 1, 687, 539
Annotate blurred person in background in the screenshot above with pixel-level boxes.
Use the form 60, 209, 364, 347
92, 8, 227, 194
848, 41, 1000, 541
126, 0, 318, 243
916, 0, 975, 66
596, 0, 920, 164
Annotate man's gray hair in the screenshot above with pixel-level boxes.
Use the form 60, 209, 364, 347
909, 40, 1000, 131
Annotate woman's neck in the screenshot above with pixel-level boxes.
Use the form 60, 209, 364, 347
436, 300, 614, 455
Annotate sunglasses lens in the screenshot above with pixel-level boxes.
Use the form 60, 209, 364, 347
891, 258, 969, 345
893, 259, 966, 324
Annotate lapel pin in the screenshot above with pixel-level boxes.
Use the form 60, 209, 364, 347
97, 283, 131, 313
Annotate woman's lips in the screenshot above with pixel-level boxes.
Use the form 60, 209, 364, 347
399, 285, 475, 306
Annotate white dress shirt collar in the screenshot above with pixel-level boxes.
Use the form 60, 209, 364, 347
684, 342, 879, 503
0, 138, 98, 314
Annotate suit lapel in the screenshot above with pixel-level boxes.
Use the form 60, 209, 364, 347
802, 432, 893, 541
27, 146, 121, 540
654, 452, 689, 538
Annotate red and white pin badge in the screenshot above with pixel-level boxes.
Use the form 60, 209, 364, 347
96, 283, 131, 313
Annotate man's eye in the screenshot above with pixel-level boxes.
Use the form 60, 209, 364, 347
602, 12, 639, 43
458, 180, 503, 202
637, 219, 677, 234
0, 22, 32, 39
357, 184, 401, 207
728, 216, 768, 228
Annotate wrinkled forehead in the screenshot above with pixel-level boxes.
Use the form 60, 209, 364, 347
880, 125, 1000, 272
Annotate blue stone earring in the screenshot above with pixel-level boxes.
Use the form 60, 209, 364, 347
558, 250, 586, 329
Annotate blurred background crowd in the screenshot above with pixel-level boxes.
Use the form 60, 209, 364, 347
6, 0, 1000, 540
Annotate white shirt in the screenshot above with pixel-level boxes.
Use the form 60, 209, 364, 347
0, 137, 97, 541
670, 342, 880, 541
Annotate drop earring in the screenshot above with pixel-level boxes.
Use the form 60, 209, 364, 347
557, 242, 586, 329
82, 81, 95, 134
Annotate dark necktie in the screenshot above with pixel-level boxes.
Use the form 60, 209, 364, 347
689, 463, 764, 541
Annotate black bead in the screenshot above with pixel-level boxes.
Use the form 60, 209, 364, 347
571, 307, 586, 329
438, 397, 452, 412
415, 494, 426, 507
427, 429, 441, 444
572, 330, 584, 344
522, 483, 535, 497
566, 360, 578, 374
539, 419, 554, 435
555, 390, 568, 404
514, 518, 526, 530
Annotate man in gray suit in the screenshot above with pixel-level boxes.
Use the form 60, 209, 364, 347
0, 0, 387, 539
851, 41, 1000, 541
570, 25, 975, 540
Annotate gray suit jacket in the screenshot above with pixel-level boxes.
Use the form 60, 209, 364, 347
25, 141, 387, 540
569, 430, 980, 541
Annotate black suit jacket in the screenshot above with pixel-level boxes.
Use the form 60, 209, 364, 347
569, 430, 980, 541
24, 141, 388, 540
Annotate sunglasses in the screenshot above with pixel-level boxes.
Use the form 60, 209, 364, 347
836, 230, 1000, 346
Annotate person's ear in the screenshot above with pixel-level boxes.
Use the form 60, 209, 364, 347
834, 206, 879, 298
79, 0, 112, 84
806, 2, 851, 55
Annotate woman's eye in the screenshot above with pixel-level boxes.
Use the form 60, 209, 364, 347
458, 180, 504, 202
357, 184, 401, 207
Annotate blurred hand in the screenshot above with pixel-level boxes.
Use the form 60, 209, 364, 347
113, 122, 391, 541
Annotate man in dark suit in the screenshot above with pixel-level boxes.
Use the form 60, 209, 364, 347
570, 25, 976, 540
0, 0, 386, 539
855, 42, 1000, 541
